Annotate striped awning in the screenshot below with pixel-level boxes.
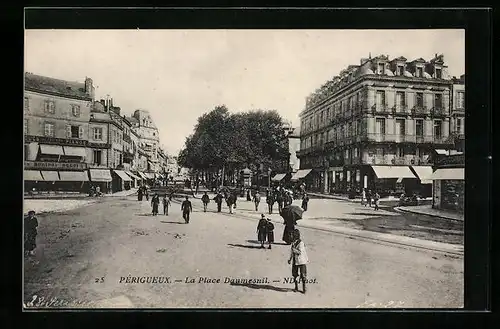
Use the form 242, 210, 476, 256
41, 171, 60, 181
24, 170, 43, 181
136, 172, 148, 179
59, 171, 89, 181
113, 170, 132, 182
126, 171, 141, 180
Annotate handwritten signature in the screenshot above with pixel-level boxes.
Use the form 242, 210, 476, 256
356, 300, 405, 308
24, 295, 95, 308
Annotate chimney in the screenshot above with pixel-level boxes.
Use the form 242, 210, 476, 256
84, 77, 93, 97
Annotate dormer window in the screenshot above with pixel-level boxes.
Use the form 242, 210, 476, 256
397, 65, 404, 76
416, 67, 423, 78
378, 63, 385, 74
435, 68, 442, 79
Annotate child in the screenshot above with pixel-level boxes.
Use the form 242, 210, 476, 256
288, 229, 309, 293
24, 210, 38, 256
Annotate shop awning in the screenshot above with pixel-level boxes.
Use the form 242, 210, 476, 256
430, 168, 464, 180
136, 171, 148, 179
113, 170, 132, 182
126, 171, 141, 180
63, 146, 87, 157
144, 172, 155, 179
271, 173, 287, 182
24, 170, 43, 181
435, 149, 449, 155
41, 171, 60, 181
89, 169, 112, 182
411, 166, 433, 184
155, 173, 164, 179
59, 171, 89, 181
290, 169, 312, 181
39, 144, 64, 156
371, 166, 416, 179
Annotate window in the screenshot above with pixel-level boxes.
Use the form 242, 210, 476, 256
396, 91, 406, 109
397, 147, 405, 157
44, 100, 55, 114
456, 118, 463, 134
457, 91, 465, 109
72, 105, 81, 117
396, 119, 406, 135
354, 147, 359, 158
93, 127, 103, 140
434, 94, 443, 109
24, 97, 29, 111
376, 90, 386, 109
416, 67, 423, 78
93, 150, 102, 165
24, 119, 28, 135
416, 93, 424, 107
415, 119, 424, 136
435, 68, 442, 79
67, 125, 83, 139
44, 123, 55, 137
397, 65, 404, 76
378, 63, 385, 74
375, 118, 386, 134
434, 120, 442, 138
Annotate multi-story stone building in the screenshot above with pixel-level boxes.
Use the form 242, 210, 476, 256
271, 124, 301, 185
128, 109, 160, 174
24, 73, 94, 192
297, 54, 456, 195
449, 75, 465, 152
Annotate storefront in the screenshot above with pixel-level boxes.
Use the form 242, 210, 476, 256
40, 170, 60, 191
58, 170, 89, 192
24, 170, 44, 194
290, 169, 313, 190
431, 167, 464, 213
112, 169, 132, 192
271, 173, 286, 187
368, 165, 417, 197
89, 168, 112, 194
126, 171, 142, 188
409, 166, 433, 197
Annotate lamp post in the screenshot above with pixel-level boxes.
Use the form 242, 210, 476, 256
268, 168, 272, 189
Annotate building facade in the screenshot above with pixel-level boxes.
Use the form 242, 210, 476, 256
449, 75, 465, 152
128, 109, 160, 173
24, 73, 94, 192
297, 54, 456, 195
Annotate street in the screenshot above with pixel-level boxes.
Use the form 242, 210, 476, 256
23, 195, 463, 308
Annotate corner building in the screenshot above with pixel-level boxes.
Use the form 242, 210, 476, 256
297, 54, 455, 195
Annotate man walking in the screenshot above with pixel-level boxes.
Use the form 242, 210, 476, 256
301, 193, 310, 211
181, 196, 193, 223
201, 192, 210, 212
214, 191, 223, 213
253, 191, 261, 211
267, 192, 275, 214
227, 193, 236, 214
162, 194, 171, 215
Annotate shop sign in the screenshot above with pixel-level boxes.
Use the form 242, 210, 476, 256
24, 160, 87, 170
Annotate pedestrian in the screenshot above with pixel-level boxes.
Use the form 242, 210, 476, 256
201, 192, 210, 212
276, 192, 284, 214
286, 192, 293, 206
24, 210, 38, 256
151, 193, 160, 216
162, 194, 171, 215
266, 216, 275, 249
288, 229, 309, 294
181, 196, 193, 223
138, 186, 143, 201
301, 193, 310, 211
145, 187, 149, 201
266, 193, 275, 214
361, 188, 366, 206
233, 191, 238, 209
227, 193, 236, 214
253, 191, 261, 211
374, 191, 380, 210
214, 192, 223, 213
366, 189, 372, 207
257, 214, 268, 249
95, 185, 101, 197
246, 189, 251, 201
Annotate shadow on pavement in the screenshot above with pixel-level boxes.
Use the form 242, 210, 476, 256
246, 240, 289, 246
346, 212, 394, 217
160, 221, 185, 225
230, 282, 295, 293
228, 243, 265, 249
135, 213, 153, 217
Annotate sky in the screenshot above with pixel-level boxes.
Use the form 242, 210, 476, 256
25, 29, 464, 156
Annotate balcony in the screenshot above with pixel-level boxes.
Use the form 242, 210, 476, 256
392, 105, 409, 116
430, 107, 447, 117
411, 106, 428, 116
370, 104, 390, 114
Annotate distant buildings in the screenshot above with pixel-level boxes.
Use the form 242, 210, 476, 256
296, 54, 464, 196
24, 72, 169, 194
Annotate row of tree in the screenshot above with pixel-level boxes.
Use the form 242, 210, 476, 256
177, 105, 291, 184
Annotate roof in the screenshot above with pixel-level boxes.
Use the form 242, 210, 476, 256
25, 73, 91, 100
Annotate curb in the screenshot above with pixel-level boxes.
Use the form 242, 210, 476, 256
176, 200, 464, 257
394, 207, 464, 222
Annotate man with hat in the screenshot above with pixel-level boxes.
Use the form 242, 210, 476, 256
24, 210, 38, 256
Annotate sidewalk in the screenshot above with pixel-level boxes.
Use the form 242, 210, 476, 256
105, 188, 138, 198
395, 205, 464, 221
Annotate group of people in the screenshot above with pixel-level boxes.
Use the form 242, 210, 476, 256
264, 187, 310, 214
360, 188, 381, 210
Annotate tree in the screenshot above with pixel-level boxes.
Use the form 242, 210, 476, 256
178, 105, 290, 184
